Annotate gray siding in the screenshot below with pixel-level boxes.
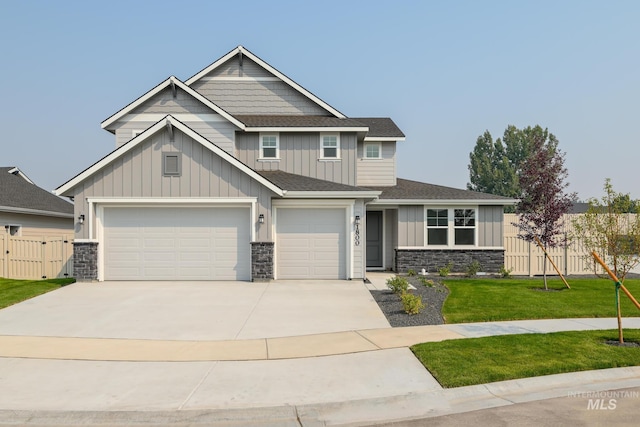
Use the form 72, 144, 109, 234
236, 132, 357, 186
70, 127, 275, 241
190, 56, 329, 115
478, 205, 504, 247
397, 206, 424, 246
384, 209, 397, 270
356, 142, 396, 186
132, 87, 212, 115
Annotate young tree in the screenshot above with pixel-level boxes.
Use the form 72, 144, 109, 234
573, 179, 640, 281
515, 133, 576, 290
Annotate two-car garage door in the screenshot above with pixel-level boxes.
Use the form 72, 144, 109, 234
103, 207, 250, 281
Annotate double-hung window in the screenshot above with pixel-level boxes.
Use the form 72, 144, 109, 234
260, 134, 279, 159
454, 209, 476, 245
364, 142, 381, 159
320, 133, 340, 159
427, 209, 448, 245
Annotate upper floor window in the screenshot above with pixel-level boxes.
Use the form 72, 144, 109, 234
364, 143, 381, 159
260, 133, 279, 159
320, 133, 340, 159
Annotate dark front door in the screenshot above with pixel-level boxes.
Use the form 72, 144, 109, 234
366, 211, 383, 268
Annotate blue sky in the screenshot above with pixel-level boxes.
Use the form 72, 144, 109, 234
1, 0, 638, 199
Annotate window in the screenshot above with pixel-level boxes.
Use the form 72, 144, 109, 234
320, 133, 340, 159
427, 209, 448, 245
163, 152, 182, 176
260, 133, 279, 159
364, 143, 381, 159
454, 209, 476, 245
4, 225, 21, 236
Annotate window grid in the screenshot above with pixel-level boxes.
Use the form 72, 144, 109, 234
321, 134, 339, 159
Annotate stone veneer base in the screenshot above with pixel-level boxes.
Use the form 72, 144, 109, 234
73, 241, 98, 281
251, 242, 274, 281
395, 248, 505, 274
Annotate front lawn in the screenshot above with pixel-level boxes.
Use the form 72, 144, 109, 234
412, 329, 640, 388
442, 277, 640, 323
0, 278, 75, 309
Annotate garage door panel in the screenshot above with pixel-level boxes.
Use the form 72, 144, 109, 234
276, 208, 346, 280
104, 207, 250, 281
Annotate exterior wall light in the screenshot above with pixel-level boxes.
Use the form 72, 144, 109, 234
78, 214, 85, 224
258, 213, 265, 224
355, 215, 360, 225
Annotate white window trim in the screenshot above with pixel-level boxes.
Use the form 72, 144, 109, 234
259, 133, 280, 160
319, 132, 340, 160
424, 206, 478, 248
364, 142, 382, 160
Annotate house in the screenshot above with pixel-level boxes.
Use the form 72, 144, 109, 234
54, 46, 513, 282
1, 167, 73, 237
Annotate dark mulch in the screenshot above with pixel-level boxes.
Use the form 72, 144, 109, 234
605, 340, 640, 348
370, 276, 449, 327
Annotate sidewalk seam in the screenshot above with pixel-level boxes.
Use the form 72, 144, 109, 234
178, 362, 216, 410
354, 330, 383, 349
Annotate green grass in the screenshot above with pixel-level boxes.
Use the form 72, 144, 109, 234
442, 277, 640, 323
412, 329, 640, 388
0, 278, 75, 309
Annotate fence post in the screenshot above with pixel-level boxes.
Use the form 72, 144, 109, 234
528, 240, 533, 277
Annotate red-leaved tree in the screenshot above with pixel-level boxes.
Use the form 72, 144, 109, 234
515, 131, 576, 289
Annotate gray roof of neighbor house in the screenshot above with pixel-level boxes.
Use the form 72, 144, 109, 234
258, 170, 375, 192
368, 178, 515, 202
0, 167, 73, 217
235, 115, 405, 139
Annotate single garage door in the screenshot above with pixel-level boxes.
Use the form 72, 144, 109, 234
276, 208, 346, 279
103, 206, 250, 281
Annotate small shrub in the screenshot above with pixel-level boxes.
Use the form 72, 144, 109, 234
438, 262, 453, 277
386, 276, 409, 294
499, 266, 513, 278
418, 277, 434, 287
401, 292, 425, 315
407, 269, 417, 276
466, 260, 482, 277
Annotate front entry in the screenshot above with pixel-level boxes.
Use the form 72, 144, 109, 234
366, 211, 383, 268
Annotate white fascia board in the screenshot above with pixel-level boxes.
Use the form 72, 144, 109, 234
86, 197, 257, 205
55, 116, 284, 197
282, 191, 381, 199
363, 137, 406, 142
396, 246, 505, 250
185, 45, 346, 119
369, 199, 516, 206
101, 76, 245, 130
0, 205, 73, 218
6, 167, 35, 184
245, 127, 369, 133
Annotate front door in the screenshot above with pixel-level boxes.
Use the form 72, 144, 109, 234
366, 211, 383, 268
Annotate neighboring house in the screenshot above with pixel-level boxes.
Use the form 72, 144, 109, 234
1, 167, 73, 236
1, 167, 74, 279
54, 46, 513, 282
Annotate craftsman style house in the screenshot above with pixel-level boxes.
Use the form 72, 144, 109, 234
55, 46, 512, 281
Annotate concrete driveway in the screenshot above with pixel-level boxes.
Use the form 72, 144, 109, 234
0, 280, 390, 340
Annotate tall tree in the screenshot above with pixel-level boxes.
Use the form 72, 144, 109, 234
573, 179, 640, 281
468, 125, 555, 210
515, 133, 576, 290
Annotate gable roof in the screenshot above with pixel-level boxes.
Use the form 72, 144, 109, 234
367, 178, 516, 205
55, 116, 284, 197
1, 167, 73, 217
101, 76, 245, 130
185, 46, 346, 119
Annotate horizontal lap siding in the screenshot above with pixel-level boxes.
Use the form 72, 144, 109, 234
0, 213, 73, 236
356, 142, 396, 186
236, 132, 357, 186
70, 128, 274, 241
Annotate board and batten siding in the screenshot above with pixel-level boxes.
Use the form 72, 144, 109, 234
397, 206, 424, 247
236, 132, 357, 186
477, 206, 504, 247
353, 199, 365, 279
69, 127, 275, 241
356, 142, 396, 186
190, 56, 329, 116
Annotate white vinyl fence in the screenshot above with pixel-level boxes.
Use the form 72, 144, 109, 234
0, 234, 73, 280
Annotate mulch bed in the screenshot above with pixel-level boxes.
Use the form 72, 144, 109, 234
369, 276, 449, 327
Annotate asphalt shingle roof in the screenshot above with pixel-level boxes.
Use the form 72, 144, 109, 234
258, 170, 375, 192
234, 115, 405, 139
367, 178, 513, 201
0, 167, 73, 215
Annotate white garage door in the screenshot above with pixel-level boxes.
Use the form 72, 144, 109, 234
103, 207, 250, 281
276, 208, 346, 279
